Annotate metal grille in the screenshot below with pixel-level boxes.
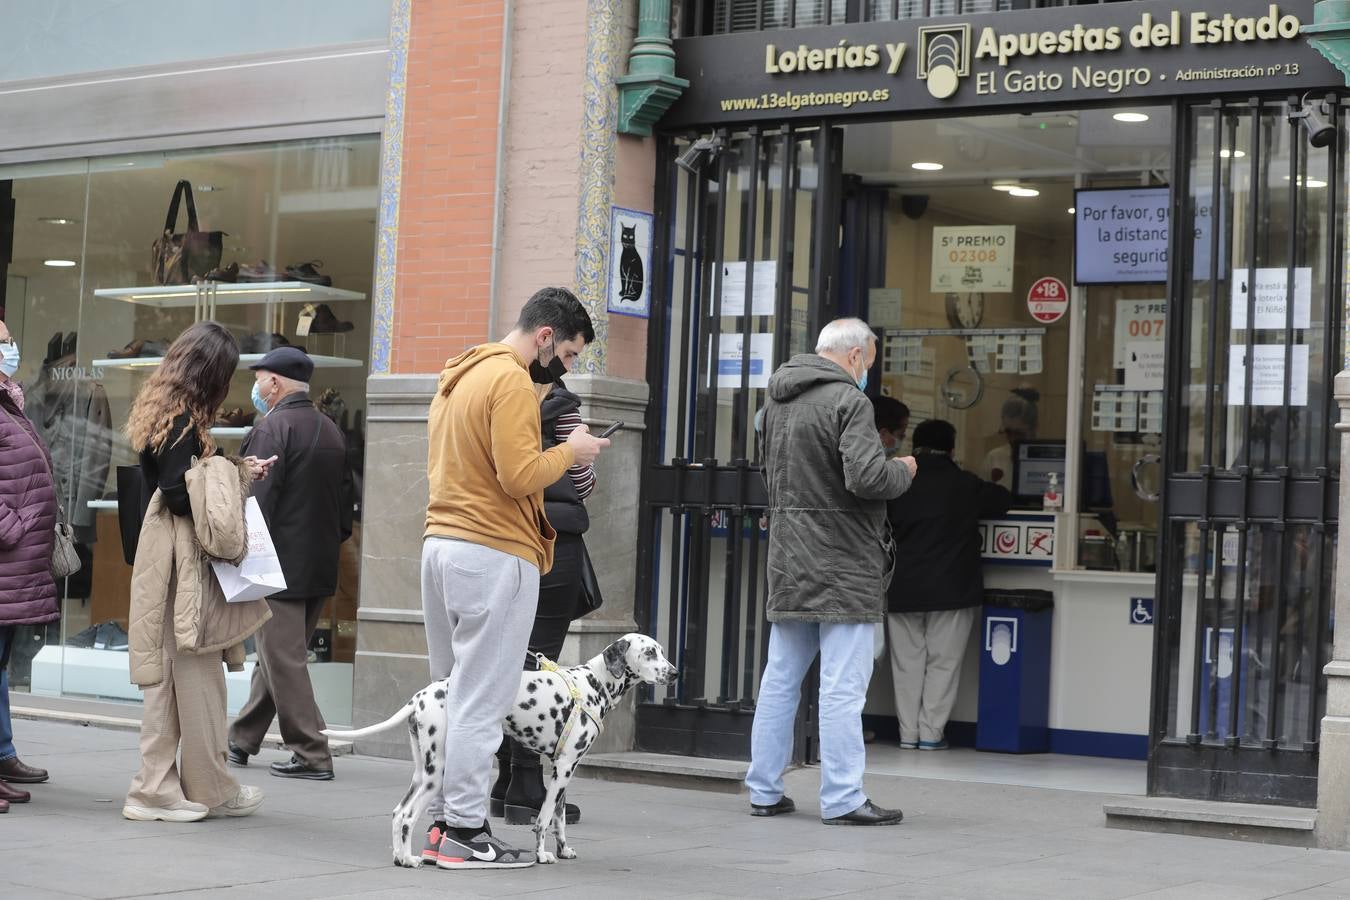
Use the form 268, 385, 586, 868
1150, 95, 1345, 807
683, 0, 1108, 34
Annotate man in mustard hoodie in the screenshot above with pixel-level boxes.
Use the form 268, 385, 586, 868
420, 286, 609, 870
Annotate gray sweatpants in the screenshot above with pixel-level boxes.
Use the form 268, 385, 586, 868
421, 537, 539, 828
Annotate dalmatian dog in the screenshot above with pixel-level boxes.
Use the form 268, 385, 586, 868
324, 633, 677, 867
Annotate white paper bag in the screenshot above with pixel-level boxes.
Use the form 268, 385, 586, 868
211, 497, 287, 603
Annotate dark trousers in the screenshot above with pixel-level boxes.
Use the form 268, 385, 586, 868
509, 534, 585, 770
229, 596, 332, 769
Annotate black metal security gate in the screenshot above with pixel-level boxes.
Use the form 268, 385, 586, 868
1151, 95, 1345, 807
635, 124, 841, 758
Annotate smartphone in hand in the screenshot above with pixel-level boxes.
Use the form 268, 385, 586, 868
598, 421, 624, 439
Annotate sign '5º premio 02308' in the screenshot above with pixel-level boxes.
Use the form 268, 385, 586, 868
666, 0, 1340, 126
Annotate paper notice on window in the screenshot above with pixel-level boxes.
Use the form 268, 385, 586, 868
1227, 344, 1309, 406
1113, 300, 1166, 368
869, 288, 903, 328
1124, 341, 1165, 390
1230, 267, 1311, 330
720, 261, 778, 317
716, 333, 774, 389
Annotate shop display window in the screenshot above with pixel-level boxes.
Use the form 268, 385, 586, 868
0, 137, 377, 724
842, 107, 1173, 572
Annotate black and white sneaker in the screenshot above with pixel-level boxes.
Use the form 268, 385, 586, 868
434, 823, 535, 870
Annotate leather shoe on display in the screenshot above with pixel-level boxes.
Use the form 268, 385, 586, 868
204, 261, 239, 283
270, 755, 334, 781
226, 742, 251, 768
0, 779, 31, 803
821, 799, 903, 826
285, 260, 332, 287
310, 303, 354, 334
237, 260, 282, 283
750, 796, 796, 817
0, 756, 48, 784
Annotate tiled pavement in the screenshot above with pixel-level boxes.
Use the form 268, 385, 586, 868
4, 719, 1350, 899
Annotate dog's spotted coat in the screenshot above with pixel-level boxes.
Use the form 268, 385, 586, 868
325, 633, 677, 866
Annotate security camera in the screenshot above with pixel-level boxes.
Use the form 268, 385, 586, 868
1292, 100, 1336, 149
676, 136, 723, 176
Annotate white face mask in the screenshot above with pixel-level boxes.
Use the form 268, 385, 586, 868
0, 339, 19, 378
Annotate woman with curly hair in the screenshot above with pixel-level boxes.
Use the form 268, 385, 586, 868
123, 321, 275, 823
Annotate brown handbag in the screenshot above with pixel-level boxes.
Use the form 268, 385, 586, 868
151, 179, 225, 285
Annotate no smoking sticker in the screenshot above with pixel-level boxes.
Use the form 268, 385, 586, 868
1027, 276, 1069, 324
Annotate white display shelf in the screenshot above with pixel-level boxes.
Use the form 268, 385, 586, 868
87, 499, 119, 510
93, 280, 366, 309
211, 426, 254, 439
92, 352, 364, 372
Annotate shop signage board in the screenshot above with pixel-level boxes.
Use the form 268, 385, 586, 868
667, 0, 1340, 126
1227, 343, 1309, 406
1230, 266, 1312, 329
931, 225, 1015, 292
607, 206, 653, 319
720, 260, 778, 317
1026, 276, 1068, 324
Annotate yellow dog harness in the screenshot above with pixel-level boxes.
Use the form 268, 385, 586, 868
533, 653, 604, 764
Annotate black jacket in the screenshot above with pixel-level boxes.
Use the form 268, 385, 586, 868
540, 385, 589, 536
887, 452, 1013, 614
762, 354, 912, 624
242, 393, 353, 600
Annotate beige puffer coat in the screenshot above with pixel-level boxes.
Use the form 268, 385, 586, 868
128, 455, 272, 687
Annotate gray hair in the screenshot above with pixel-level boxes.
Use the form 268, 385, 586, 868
814, 317, 876, 355
269, 373, 310, 395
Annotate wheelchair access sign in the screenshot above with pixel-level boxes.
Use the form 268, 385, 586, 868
1129, 597, 1154, 626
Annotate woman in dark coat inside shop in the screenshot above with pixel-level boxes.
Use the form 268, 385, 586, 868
0, 319, 60, 813
489, 378, 601, 827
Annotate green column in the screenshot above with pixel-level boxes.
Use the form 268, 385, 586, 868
617, 0, 689, 136
1303, 0, 1350, 85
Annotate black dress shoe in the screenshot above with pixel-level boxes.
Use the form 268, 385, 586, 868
270, 755, 334, 781
0, 756, 48, 784
751, 796, 796, 817
226, 742, 251, 767
822, 799, 903, 826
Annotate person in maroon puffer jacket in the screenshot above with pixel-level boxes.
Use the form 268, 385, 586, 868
0, 319, 59, 814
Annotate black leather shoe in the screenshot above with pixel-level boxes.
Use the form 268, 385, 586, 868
226, 742, 251, 767
751, 796, 796, 817
270, 755, 334, 781
822, 799, 903, 826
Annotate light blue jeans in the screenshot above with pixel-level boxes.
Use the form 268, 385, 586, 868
0, 626, 15, 761
746, 621, 874, 819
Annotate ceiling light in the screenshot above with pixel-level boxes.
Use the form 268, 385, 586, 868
992, 183, 1019, 192
1114, 112, 1150, 123
38, 217, 80, 225
1008, 187, 1040, 198
1285, 175, 1328, 188
1067, 207, 1076, 214
1219, 149, 1246, 159
911, 162, 944, 171
43, 259, 77, 267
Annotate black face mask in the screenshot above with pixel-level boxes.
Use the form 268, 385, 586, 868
529, 343, 568, 384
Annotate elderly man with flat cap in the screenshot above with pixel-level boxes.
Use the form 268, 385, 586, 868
227, 346, 353, 780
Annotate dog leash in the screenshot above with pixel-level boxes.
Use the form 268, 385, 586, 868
532, 653, 603, 764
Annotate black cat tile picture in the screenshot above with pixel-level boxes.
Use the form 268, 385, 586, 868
607, 206, 653, 318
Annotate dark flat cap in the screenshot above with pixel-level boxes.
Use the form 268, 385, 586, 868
248, 346, 314, 382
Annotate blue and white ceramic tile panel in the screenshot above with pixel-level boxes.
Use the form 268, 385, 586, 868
574, 0, 624, 375
371, 0, 412, 375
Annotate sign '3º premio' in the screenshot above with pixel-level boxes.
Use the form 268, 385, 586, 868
668, 0, 1338, 126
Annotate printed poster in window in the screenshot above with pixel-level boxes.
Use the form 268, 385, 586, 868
606, 206, 653, 318
931, 226, 1015, 293
716, 333, 774, 389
